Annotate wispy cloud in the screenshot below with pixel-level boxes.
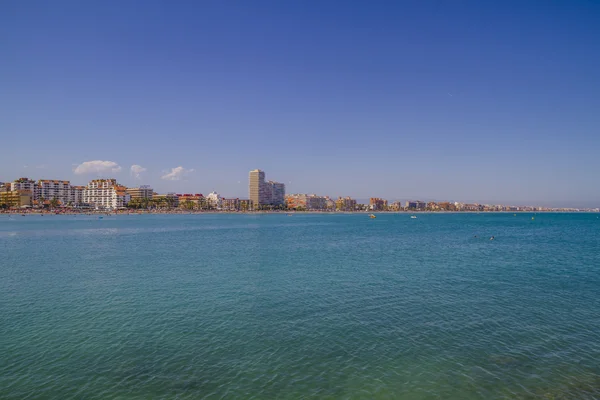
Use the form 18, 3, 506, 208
130, 164, 147, 179
161, 166, 194, 181
74, 160, 122, 175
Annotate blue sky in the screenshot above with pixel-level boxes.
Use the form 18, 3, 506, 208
2, 1, 599, 206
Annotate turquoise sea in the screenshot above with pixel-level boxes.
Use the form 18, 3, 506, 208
1, 213, 599, 399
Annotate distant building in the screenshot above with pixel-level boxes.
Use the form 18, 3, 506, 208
389, 201, 403, 211
83, 179, 130, 209
207, 191, 221, 209
221, 198, 240, 211
239, 199, 253, 211
249, 169, 269, 206
11, 178, 37, 198
127, 185, 154, 200
70, 186, 85, 206
178, 193, 205, 209
154, 193, 179, 208
324, 197, 336, 210
286, 194, 327, 210
369, 198, 388, 211
220, 198, 253, 211
249, 169, 285, 207
0, 190, 32, 208
406, 200, 426, 210
336, 196, 357, 211
267, 181, 286, 206
37, 179, 71, 205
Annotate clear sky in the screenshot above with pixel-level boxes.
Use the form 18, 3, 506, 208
2, 1, 599, 207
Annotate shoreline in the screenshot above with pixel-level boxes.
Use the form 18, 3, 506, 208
1, 210, 597, 216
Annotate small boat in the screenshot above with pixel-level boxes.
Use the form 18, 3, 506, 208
411, 215, 417, 219
98, 216, 103, 220
369, 214, 376, 219
531, 217, 535, 220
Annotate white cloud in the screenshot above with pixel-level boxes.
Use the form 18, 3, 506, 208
74, 160, 122, 175
130, 164, 147, 179
161, 166, 194, 181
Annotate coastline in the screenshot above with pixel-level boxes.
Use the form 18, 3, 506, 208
1, 209, 597, 216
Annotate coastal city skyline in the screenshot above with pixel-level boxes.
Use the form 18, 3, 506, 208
1, 169, 597, 212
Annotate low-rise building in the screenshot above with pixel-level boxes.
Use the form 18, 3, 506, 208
178, 193, 205, 209
239, 199, 253, 211
287, 194, 328, 210
0, 190, 33, 208
153, 193, 179, 208
221, 198, 253, 211
127, 185, 154, 200
221, 198, 240, 211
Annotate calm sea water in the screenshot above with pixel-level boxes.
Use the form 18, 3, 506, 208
1, 213, 599, 399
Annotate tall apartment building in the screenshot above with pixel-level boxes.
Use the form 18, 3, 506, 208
70, 186, 85, 206
249, 169, 269, 206
268, 181, 285, 206
127, 185, 154, 200
83, 179, 130, 209
249, 169, 285, 207
11, 178, 37, 198
37, 180, 71, 205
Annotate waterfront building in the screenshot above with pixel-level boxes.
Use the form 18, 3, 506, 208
286, 194, 327, 210
336, 196, 357, 211
83, 179, 130, 209
0, 190, 32, 208
267, 181, 286, 206
249, 169, 269, 206
207, 191, 222, 209
37, 180, 71, 205
426, 201, 439, 210
220, 198, 253, 211
389, 201, 403, 211
239, 199, 253, 211
70, 186, 85, 206
249, 169, 285, 207
324, 197, 336, 210
153, 193, 179, 208
11, 178, 37, 199
178, 193, 205, 209
221, 198, 240, 211
369, 198, 388, 211
127, 185, 154, 200
286, 194, 307, 209
406, 200, 426, 210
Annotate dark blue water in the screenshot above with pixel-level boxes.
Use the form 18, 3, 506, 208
1, 213, 599, 399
